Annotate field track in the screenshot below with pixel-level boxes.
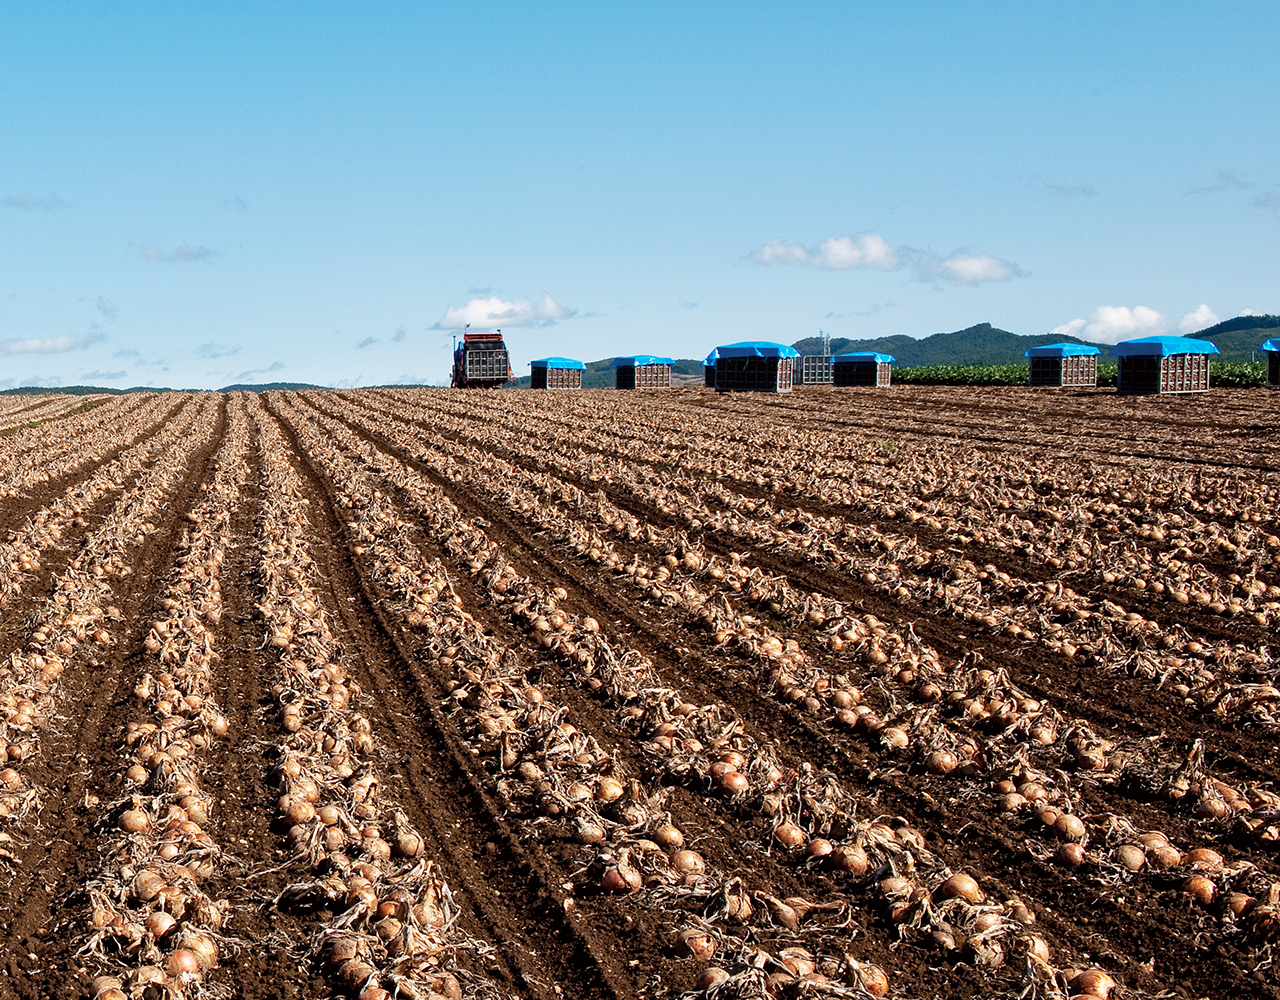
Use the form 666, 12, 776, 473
0, 386, 1277, 1000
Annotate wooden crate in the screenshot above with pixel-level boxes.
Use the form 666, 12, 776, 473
531, 367, 582, 390
704, 366, 716, 388
714, 356, 794, 392
1029, 355, 1097, 387
833, 361, 892, 387
1118, 353, 1210, 394
616, 364, 671, 389
798, 355, 833, 384
1269, 352, 1279, 389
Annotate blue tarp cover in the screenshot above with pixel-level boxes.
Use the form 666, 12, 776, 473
529, 357, 586, 369
1263, 339, 1280, 353
610, 355, 674, 367
703, 349, 718, 365
713, 341, 801, 359
1023, 342, 1101, 358
1110, 335, 1220, 357
832, 351, 896, 364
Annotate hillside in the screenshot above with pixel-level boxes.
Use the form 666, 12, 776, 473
791, 323, 1109, 366
216, 381, 327, 392
1186, 315, 1280, 361
792, 316, 1279, 365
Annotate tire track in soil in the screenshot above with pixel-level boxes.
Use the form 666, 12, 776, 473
307, 395, 1276, 1000
0, 395, 228, 1000
330, 392, 1280, 792
286, 400, 986, 998
264, 395, 628, 1000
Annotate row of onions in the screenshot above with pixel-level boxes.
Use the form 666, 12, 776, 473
0, 396, 196, 610
0, 393, 112, 434
247, 397, 514, 1000
320, 392, 1280, 959
272, 393, 903, 997
390, 386, 1277, 629
0, 394, 177, 498
82, 397, 249, 999
332, 390, 1277, 839
275, 392, 1131, 1000
0, 395, 220, 825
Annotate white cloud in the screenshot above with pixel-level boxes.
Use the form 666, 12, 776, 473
4, 192, 68, 211
95, 296, 118, 320
750, 232, 900, 270
0, 331, 106, 354
391, 326, 407, 342
1178, 304, 1219, 333
355, 336, 378, 349
1050, 305, 1168, 345
913, 251, 1023, 286
138, 241, 214, 263
750, 233, 1020, 285
81, 369, 127, 381
433, 293, 574, 329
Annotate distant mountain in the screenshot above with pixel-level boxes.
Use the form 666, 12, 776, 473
216, 381, 327, 392
1187, 315, 1279, 361
792, 315, 1278, 365
792, 323, 1109, 366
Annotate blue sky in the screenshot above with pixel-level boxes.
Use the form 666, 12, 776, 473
2, 1, 1277, 388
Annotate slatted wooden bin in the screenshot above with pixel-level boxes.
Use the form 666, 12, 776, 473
1113, 336, 1218, 394
710, 342, 799, 393
831, 352, 895, 387
529, 357, 585, 390
612, 355, 673, 389
798, 355, 833, 385
1265, 339, 1280, 389
1024, 344, 1101, 387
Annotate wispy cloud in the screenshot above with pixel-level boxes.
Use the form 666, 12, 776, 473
138, 241, 215, 263
0, 330, 107, 354
1047, 183, 1097, 198
95, 296, 118, 321
19, 376, 63, 388
218, 195, 249, 211
751, 233, 900, 270
679, 298, 700, 310
4, 192, 69, 211
233, 361, 285, 382
391, 326, 407, 342
113, 348, 141, 359
433, 293, 575, 330
1179, 303, 1220, 333
1050, 305, 1167, 345
1190, 171, 1253, 194
1253, 190, 1280, 211
355, 336, 378, 349
194, 342, 240, 359
81, 369, 126, 381
750, 232, 1022, 286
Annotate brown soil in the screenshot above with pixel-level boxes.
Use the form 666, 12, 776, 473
2, 387, 1277, 1000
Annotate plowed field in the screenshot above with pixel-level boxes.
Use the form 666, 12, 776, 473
1, 386, 1277, 1000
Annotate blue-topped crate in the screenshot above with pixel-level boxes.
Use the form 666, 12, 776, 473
611, 355, 673, 389
1264, 339, 1280, 389
832, 352, 895, 387
711, 342, 799, 392
1113, 336, 1218, 394
1024, 342, 1100, 387
529, 357, 585, 390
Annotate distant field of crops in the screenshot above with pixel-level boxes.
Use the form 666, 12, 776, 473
892, 360, 1268, 387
